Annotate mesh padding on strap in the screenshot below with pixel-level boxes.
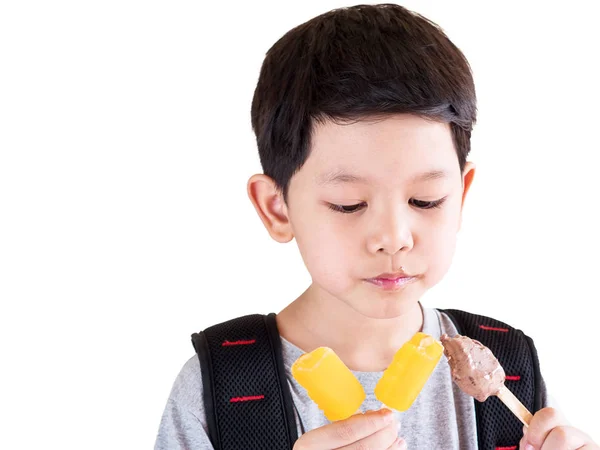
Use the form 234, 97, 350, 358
192, 313, 297, 450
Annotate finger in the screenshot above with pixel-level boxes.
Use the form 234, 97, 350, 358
336, 420, 398, 450
386, 437, 408, 450
296, 409, 395, 449
519, 434, 527, 450
540, 426, 591, 450
523, 407, 568, 449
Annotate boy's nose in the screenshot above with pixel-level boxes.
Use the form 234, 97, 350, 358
366, 216, 414, 255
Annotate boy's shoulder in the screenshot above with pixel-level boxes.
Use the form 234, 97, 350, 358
167, 354, 204, 410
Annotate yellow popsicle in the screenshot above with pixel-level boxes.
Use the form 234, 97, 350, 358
291, 347, 365, 421
375, 332, 443, 411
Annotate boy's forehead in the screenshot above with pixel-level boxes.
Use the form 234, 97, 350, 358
309, 115, 454, 157
303, 115, 459, 185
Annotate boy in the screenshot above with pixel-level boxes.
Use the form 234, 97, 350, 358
155, 4, 597, 449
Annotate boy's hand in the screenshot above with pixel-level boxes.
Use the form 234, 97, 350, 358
293, 408, 406, 450
521, 407, 599, 449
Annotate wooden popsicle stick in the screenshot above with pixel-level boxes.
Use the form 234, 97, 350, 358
495, 385, 533, 426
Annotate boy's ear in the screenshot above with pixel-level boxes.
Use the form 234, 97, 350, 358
459, 162, 476, 229
247, 174, 294, 243
461, 162, 476, 207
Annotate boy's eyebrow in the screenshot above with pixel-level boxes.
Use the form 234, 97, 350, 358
316, 169, 449, 186
316, 170, 369, 186
411, 169, 449, 183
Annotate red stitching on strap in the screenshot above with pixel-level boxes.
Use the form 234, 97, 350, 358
222, 339, 256, 346
496, 446, 517, 450
479, 325, 509, 332
230, 395, 265, 403
505, 375, 521, 381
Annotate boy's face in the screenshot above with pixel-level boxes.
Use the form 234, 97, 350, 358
251, 114, 474, 319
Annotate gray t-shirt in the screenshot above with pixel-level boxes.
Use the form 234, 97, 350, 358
154, 308, 542, 449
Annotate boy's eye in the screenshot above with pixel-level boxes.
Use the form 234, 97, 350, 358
328, 197, 447, 213
328, 202, 367, 214
409, 197, 447, 209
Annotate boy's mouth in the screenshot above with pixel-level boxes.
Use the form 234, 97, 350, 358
365, 273, 417, 291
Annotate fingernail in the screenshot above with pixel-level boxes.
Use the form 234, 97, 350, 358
525, 444, 534, 450
380, 408, 393, 423
395, 437, 407, 448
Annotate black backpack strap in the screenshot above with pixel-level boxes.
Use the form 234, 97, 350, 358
439, 309, 544, 450
191, 313, 298, 450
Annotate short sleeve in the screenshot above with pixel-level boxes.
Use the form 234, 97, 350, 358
154, 356, 214, 450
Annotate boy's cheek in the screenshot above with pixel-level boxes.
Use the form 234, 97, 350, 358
297, 237, 354, 286
421, 237, 457, 283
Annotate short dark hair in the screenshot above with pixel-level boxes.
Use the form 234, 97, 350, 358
251, 3, 477, 198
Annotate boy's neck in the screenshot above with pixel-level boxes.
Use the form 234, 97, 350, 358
276, 284, 424, 372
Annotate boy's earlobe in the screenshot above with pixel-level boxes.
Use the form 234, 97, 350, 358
247, 174, 294, 243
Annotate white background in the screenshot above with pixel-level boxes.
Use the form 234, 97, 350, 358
1, 1, 599, 448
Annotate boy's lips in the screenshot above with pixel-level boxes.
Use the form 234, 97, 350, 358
372, 272, 413, 280
364, 272, 418, 291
